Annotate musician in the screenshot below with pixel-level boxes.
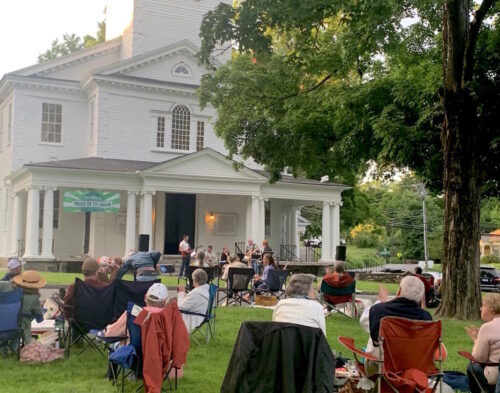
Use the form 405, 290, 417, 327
178, 234, 191, 278
261, 240, 273, 257
245, 239, 261, 274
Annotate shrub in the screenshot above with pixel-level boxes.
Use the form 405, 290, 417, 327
481, 254, 500, 265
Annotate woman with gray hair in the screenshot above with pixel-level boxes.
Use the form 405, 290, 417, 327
272, 274, 326, 336
177, 268, 210, 332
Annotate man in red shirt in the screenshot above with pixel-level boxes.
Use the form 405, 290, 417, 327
64, 259, 108, 309
322, 261, 354, 305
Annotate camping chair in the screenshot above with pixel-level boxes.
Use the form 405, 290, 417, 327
113, 278, 160, 319
65, 278, 116, 357
180, 284, 217, 345
217, 267, 254, 306
339, 316, 446, 393
255, 269, 289, 299
319, 279, 357, 318
458, 351, 499, 393
178, 265, 216, 291
0, 288, 23, 359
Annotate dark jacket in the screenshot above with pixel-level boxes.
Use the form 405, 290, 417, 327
369, 297, 432, 345
221, 321, 335, 393
116, 251, 161, 280
1, 271, 19, 282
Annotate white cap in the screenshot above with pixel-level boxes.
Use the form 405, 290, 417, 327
146, 283, 168, 302
8, 258, 22, 270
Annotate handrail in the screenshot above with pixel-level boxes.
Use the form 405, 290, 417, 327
279, 245, 302, 262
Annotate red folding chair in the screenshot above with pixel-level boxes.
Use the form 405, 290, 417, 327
457, 351, 498, 393
339, 316, 446, 393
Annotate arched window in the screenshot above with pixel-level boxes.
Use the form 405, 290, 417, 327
171, 105, 190, 150
172, 63, 192, 77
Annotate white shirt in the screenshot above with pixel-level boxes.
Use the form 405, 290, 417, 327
177, 284, 210, 333
272, 298, 326, 337
179, 240, 190, 253
205, 251, 217, 266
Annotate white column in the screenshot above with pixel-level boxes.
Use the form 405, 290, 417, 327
251, 196, 260, 243
142, 191, 154, 251
41, 188, 55, 259
10, 193, 21, 256
23, 186, 40, 259
290, 207, 299, 256
332, 202, 341, 257
280, 210, 286, 246
245, 197, 253, 241
259, 197, 265, 243
139, 193, 145, 234
125, 191, 137, 255
321, 202, 331, 260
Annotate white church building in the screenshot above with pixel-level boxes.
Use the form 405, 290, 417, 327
0, 0, 349, 265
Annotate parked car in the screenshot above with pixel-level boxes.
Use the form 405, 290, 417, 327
304, 237, 322, 247
480, 266, 500, 292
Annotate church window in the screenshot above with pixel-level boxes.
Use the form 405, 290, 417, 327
171, 105, 190, 150
156, 116, 166, 148
172, 63, 192, 77
196, 121, 204, 151
41, 103, 62, 143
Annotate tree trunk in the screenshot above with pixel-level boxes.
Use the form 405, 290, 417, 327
437, 89, 482, 320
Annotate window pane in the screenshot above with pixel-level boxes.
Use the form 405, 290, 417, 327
41, 103, 62, 143
171, 105, 190, 150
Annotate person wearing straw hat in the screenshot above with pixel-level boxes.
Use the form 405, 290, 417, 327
12, 270, 47, 344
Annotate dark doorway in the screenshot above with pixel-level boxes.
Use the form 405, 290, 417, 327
164, 194, 196, 254
83, 212, 91, 254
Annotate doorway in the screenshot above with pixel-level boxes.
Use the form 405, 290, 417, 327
164, 194, 196, 254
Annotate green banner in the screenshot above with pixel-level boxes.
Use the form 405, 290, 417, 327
63, 190, 121, 212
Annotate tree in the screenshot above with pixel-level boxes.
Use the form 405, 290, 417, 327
38, 18, 106, 62
198, 1, 500, 318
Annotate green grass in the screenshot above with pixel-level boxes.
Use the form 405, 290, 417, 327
0, 307, 478, 393
345, 247, 385, 269
356, 280, 400, 293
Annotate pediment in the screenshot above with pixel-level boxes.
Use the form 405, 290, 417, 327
144, 149, 266, 182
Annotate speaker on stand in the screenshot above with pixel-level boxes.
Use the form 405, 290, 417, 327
138, 234, 150, 252
336, 245, 346, 261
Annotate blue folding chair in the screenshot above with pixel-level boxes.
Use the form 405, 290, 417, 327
0, 288, 24, 358
180, 284, 218, 345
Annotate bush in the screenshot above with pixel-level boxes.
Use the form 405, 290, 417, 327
352, 232, 380, 248
481, 254, 500, 265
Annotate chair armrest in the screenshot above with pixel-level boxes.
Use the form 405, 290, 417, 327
338, 336, 379, 362
458, 351, 498, 367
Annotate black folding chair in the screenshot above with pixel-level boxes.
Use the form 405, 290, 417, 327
217, 268, 254, 306
66, 278, 116, 357
0, 288, 23, 359
256, 269, 289, 299
113, 279, 160, 319
178, 266, 216, 292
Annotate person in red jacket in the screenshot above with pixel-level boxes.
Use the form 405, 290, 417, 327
322, 261, 354, 305
134, 299, 190, 393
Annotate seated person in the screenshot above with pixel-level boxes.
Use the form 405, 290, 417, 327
204, 246, 217, 267
322, 261, 354, 305
1, 258, 23, 282
465, 293, 500, 393
104, 283, 169, 338
96, 256, 122, 283
191, 250, 207, 267
254, 254, 278, 291
116, 251, 161, 282
414, 266, 435, 304
64, 259, 109, 309
272, 273, 326, 336
220, 245, 230, 266
12, 270, 46, 345
360, 276, 431, 357
177, 268, 210, 332
222, 254, 249, 288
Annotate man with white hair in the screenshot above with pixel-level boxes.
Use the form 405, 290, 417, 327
363, 275, 431, 353
1, 258, 22, 281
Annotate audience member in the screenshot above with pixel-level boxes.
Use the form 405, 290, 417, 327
116, 251, 160, 282
414, 266, 436, 306
1, 258, 23, 281
191, 250, 206, 267
222, 254, 249, 289
96, 256, 122, 283
254, 254, 278, 291
104, 283, 169, 338
322, 261, 354, 304
205, 246, 217, 266
178, 268, 210, 332
64, 259, 108, 308
272, 274, 326, 336
178, 234, 191, 278
12, 270, 46, 344
220, 245, 230, 266
465, 293, 500, 393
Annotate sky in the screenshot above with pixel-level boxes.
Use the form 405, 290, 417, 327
0, 0, 132, 79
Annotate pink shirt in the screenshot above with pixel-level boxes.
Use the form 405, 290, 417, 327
472, 316, 500, 385
105, 306, 163, 339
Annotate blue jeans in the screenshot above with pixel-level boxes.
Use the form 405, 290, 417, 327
467, 362, 496, 393
179, 256, 190, 277
251, 259, 259, 275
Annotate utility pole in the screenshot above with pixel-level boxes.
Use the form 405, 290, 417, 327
418, 184, 429, 268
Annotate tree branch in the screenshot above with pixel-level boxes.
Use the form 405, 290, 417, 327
255, 74, 333, 101
464, 0, 497, 82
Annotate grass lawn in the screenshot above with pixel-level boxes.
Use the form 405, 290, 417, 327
345, 247, 385, 268
0, 306, 479, 393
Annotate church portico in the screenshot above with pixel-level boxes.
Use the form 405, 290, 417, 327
5, 149, 349, 264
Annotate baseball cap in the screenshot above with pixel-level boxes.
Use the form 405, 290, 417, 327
8, 258, 22, 270
146, 283, 168, 302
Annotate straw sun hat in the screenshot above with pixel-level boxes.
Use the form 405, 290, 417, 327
13, 270, 47, 289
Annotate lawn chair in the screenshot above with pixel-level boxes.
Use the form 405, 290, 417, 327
458, 351, 499, 393
113, 278, 160, 319
180, 284, 217, 345
0, 288, 23, 359
339, 316, 446, 393
255, 269, 289, 299
65, 278, 116, 357
217, 267, 254, 306
319, 279, 357, 318
178, 265, 216, 291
